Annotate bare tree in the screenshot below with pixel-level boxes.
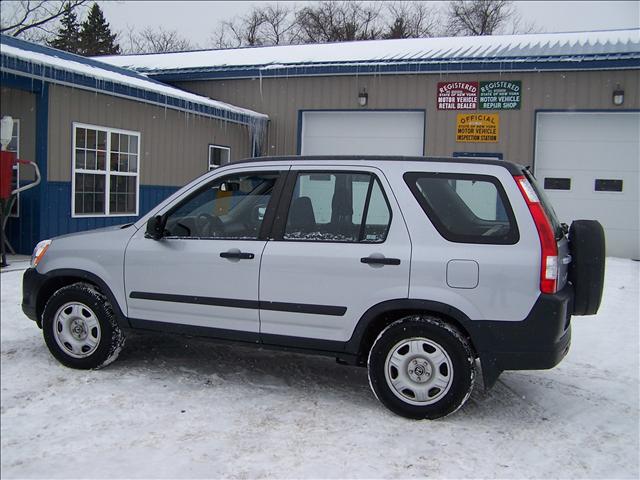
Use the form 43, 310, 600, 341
123, 26, 194, 54
212, 4, 296, 49
207, 0, 538, 50
293, 1, 384, 44
260, 4, 296, 46
384, 1, 441, 39
1, 0, 86, 39
214, 9, 266, 48
446, 0, 516, 36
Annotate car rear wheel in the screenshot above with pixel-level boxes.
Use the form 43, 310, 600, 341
42, 283, 125, 369
368, 315, 475, 419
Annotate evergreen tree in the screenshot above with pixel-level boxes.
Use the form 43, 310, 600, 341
48, 3, 82, 53
79, 3, 120, 56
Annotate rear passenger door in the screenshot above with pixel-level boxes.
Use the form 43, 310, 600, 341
259, 166, 411, 344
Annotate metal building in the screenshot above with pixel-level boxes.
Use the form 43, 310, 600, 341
0, 35, 267, 254
2, 30, 639, 258
102, 29, 640, 259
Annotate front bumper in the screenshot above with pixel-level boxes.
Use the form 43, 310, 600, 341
22, 267, 44, 324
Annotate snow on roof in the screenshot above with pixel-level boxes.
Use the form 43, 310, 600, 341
99, 29, 640, 77
0, 35, 268, 124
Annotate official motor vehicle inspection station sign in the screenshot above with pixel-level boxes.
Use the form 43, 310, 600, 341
456, 113, 500, 142
479, 81, 522, 110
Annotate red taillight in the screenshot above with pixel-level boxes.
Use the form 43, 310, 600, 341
514, 175, 558, 294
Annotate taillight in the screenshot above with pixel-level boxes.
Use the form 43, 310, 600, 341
514, 175, 558, 294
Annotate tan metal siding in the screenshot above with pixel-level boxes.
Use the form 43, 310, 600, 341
176, 69, 639, 167
0, 87, 37, 179
46, 85, 252, 185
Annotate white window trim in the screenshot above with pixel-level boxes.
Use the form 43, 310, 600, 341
208, 144, 231, 171
8, 119, 20, 217
71, 122, 141, 218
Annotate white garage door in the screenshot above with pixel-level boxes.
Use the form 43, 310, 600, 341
300, 111, 424, 156
535, 112, 640, 259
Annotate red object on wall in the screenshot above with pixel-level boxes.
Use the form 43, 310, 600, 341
0, 150, 17, 201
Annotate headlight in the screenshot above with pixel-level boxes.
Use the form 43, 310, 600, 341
31, 239, 52, 268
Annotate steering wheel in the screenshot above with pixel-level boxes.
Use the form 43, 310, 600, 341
196, 213, 224, 237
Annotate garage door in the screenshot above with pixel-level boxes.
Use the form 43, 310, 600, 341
535, 112, 640, 259
300, 111, 424, 156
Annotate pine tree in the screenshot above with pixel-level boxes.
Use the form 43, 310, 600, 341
48, 3, 82, 54
79, 3, 120, 56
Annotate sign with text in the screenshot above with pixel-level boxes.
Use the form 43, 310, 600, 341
437, 82, 478, 110
479, 81, 521, 110
456, 113, 499, 143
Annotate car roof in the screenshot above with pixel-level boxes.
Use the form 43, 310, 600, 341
233, 155, 525, 175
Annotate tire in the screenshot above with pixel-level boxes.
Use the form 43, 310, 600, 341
367, 315, 475, 420
42, 283, 125, 369
569, 220, 606, 316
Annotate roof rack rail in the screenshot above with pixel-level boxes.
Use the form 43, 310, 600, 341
232, 155, 525, 175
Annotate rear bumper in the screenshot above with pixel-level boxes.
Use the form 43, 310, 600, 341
470, 285, 574, 387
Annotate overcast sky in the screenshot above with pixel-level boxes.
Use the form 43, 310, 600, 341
1, 1, 638, 48
94, 1, 640, 49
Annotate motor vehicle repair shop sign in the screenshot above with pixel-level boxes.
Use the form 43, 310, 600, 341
456, 113, 500, 142
479, 81, 521, 110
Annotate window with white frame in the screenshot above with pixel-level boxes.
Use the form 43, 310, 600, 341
73, 123, 139, 216
6, 119, 20, 217
208, 144, 230, 170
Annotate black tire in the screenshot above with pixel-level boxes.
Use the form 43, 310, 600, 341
367, 315, 475, 420
569, 220, 606, 316
42, 283, 125, 369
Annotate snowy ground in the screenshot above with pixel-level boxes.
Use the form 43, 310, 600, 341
1, 257, 638, 479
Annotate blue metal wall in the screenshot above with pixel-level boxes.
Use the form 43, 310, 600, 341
7, 183, 179, 254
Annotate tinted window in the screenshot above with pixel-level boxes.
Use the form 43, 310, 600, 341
284, 172, 391, 243
595, 179, 623, 192
164, 172, 279, 239
405, 172, 519, 245
544, 177, 571, 190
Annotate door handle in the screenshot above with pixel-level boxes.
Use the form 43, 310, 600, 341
361, 256, 401, 266
220, 251, 255, 260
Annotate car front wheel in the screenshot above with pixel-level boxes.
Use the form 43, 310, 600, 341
368, 315, 475, 419
42, 283, 125, 369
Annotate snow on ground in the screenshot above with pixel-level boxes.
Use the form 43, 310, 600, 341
1, 257, 638, 479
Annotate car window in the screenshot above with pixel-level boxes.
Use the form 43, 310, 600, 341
404, 172, 519, 245
283, 172, 391, 243
164, 172, 279, 240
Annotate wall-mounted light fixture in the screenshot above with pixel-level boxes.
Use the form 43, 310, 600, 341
358, 88, 368, 107
612, 85, 624, 106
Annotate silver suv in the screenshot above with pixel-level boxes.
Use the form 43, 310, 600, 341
22, 156, 605, 419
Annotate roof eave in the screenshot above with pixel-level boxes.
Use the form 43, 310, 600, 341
140, 55, 640, 82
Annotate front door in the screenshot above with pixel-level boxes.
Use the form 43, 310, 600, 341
259, 166, 411, 344
124, 168, 284, 336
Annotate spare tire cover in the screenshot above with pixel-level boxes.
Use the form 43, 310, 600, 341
569, 220, 606, 315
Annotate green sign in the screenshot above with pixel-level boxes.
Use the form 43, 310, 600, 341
479, 81, 521, 110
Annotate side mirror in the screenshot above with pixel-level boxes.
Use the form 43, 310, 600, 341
145, 215, 166, 240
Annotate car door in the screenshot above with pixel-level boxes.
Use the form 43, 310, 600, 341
124, 167, 286, 337
258, 166, 411, 345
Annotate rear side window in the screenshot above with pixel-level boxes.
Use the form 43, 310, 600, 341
404, 172, 519, 244
283, 172, 391, 243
